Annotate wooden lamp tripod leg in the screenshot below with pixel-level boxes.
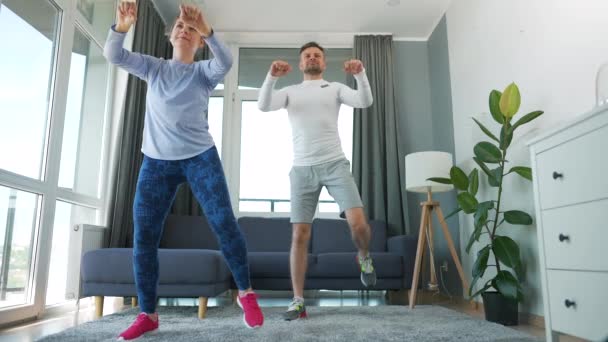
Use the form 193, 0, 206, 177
435, 206, 469, 294
409, 205, 430, 309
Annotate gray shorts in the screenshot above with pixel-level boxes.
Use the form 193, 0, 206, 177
289, 158, 363, 223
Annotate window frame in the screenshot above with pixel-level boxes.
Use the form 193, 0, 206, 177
0, 0, 115, 325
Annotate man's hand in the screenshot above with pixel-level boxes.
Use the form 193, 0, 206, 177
270, 60, 292, 77
179, 4, 212, 38
116, 1, 137, 33
343, 59, 364, 75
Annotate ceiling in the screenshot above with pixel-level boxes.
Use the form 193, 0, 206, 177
151, 0, 452, 40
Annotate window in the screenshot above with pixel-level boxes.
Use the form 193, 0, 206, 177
0, 1, 60, 179
0, 0, 112, 324
58, 27, 109, 197
237, 48, 354, 214
239, 103, 291, 212
205, 50, 224, 156
75, 0, 115, 41
0, 186, 40, 309
208, 97, 224, 156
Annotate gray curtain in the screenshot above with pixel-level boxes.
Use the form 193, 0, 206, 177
352, 35, 409, 236
106, 0, 172, 248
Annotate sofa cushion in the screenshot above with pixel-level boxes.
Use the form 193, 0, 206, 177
82, 248, 230, 284
238, 217, 294, 252
307, 252, 403, 278
311, 219, 387, 254
160, 215, 219, 250
248, 252, 316, 278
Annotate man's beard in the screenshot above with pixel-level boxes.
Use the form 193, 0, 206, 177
304, 64, 322, 75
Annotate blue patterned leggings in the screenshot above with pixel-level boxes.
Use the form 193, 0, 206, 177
132, 146, 250, 313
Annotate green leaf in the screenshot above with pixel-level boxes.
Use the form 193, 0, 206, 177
512, 110, 544, 132
493, 235, 521, 268
466, 207, 490, 254
427, 177, 453, 185
518, 288, 524, 301
504, 210, 533, 225
450, 166, 469, 191
465, 224, 484, 254
473, 157, 497, 184
471, 246, 491, 293
443, 207, 463, 221
474, 208, 488, 230
474, 201, 494, 229
514, 262, 525, 281
472, 118, 499, 142
509, 166, 532, 181
472, 246, 491, 278
489, 90, 505, 124
488, 167, 503, 187
478, 201, 495, 211
469, 280, 492, 299
474, 142, 502, 164
468, 204, 493, 253
468, 169, 479, 196
457, 192, 478, 214
499, 83, 521, 118
500, 124, 513, 150
495, 270, 523, 301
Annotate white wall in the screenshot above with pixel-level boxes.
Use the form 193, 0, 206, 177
446, 0, 608, 316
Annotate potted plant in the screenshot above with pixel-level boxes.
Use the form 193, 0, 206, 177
428, 82, 543, 325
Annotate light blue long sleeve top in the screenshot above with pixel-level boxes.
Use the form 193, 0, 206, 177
103, 26, 232, 160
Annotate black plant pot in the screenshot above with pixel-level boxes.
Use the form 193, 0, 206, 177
481, 291, 519, 326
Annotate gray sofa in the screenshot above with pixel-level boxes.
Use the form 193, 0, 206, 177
81, 215, 417, 318
238, 216, 417, 292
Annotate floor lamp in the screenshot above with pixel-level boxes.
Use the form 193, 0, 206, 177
405, 151, 469, 309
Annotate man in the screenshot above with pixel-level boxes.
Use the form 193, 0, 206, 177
258, 42, 375, 321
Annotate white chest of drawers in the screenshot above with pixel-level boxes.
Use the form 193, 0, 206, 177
528, 105, 608, 342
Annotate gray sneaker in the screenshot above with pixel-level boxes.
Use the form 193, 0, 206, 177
358, 254, 377, 287
283, 299, 307, 321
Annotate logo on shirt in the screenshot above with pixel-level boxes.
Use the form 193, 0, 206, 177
321, 84, 329, 88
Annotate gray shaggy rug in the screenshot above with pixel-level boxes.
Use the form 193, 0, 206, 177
37, 305, 541, 341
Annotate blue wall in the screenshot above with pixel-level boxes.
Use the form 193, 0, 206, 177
393, 16, 463, 297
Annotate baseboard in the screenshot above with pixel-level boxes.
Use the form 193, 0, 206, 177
520, 312, 545, 329
385, 289, 454, 306
407, 289, 452, 305
451, 297, 545, 329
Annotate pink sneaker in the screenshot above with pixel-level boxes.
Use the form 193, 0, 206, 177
117, 313, 159, 340
236, 292, 264, 328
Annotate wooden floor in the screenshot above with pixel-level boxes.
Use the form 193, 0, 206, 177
0, 291, 587, 342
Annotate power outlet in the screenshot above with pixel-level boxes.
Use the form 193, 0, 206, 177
440, 260, 448, 272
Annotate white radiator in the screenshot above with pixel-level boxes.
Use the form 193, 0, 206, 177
65, 224, 108, 300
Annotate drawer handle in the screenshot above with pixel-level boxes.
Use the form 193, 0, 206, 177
564, 299, 576, 308
558, 234, 570, 242
552, 171, 563, 180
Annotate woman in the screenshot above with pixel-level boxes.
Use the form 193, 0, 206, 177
104, 2, 264, 340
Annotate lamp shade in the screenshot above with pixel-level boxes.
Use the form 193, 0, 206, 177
405, 151, 454, 193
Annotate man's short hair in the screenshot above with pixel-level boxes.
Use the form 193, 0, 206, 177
299, 42, 325, 55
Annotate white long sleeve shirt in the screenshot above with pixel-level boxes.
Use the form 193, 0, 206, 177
257, 71, 373, 166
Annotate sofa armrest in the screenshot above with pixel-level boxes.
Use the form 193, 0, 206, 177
387, 235, 418, 257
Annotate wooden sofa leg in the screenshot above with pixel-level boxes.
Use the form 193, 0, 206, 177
198, 297, 208, 319
231, 289, 238, 304
95, 296, 104, 318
